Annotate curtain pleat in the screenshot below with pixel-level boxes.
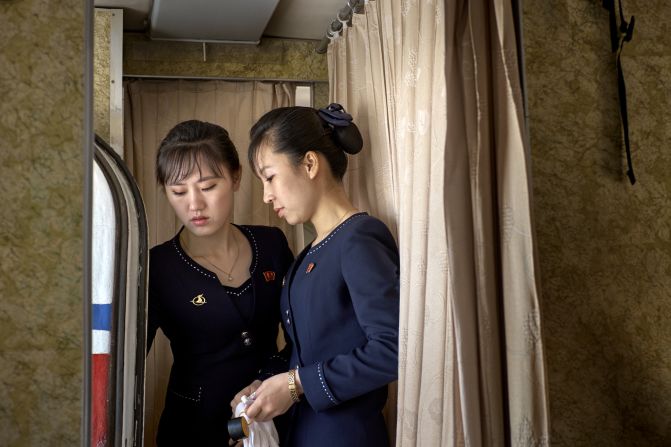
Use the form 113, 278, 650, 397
328, 4, 398, 235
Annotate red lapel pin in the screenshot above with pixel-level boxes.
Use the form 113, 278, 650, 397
263, 271, 276, 282
306, 262, 315, 273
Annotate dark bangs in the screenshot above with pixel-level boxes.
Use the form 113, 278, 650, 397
157, 141, 228, 186
247, 129, 277, 177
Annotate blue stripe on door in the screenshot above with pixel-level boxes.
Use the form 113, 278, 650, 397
92, 303, 112, 331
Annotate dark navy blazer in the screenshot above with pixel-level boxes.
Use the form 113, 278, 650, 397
147, 224, 293, 446
281, 213, 400, 447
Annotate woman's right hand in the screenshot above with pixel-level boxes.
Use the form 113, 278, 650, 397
230, 379, 262, 411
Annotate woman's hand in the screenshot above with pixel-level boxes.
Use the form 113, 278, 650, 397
230, 379, 262, 411
244, 372, 297, 422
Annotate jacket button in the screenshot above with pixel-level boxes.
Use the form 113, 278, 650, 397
286, 318, 291, 325
241, 331, 249, 339
243, 337, 252, 346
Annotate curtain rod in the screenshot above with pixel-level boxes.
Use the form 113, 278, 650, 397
123, 74, 327, 83
315, 0, 365, 54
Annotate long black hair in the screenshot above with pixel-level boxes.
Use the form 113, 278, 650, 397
156, 120, 240, 186
248, 104, 362, 180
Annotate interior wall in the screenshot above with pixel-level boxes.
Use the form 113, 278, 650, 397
95, 9, 112, 143
123, 34, 329, 107
0, 0, 85, 445
95, 8, 124, 154
523, 1, 671, 445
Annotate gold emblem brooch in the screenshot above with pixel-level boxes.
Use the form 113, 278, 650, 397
191, 294, 207, 306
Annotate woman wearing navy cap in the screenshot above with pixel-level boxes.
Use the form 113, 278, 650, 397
232, 105, 400, 446
147, 120, 293, 446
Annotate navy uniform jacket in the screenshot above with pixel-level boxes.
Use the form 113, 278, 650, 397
147, 224, 293, 446
282, 213, 400, 447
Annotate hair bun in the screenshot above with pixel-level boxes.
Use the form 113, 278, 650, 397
318, 103, 363, 155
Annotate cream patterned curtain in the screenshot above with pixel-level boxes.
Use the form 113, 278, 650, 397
328, 1, 550, 446
328, 3, 398, 233
123, 79, 295, 446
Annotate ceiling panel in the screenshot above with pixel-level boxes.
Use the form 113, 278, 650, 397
94, 0, 347, 41
264, 0, 346, 40
150, 0, 280, 43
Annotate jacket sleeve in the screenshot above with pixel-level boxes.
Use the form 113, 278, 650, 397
300, 220, 399, 412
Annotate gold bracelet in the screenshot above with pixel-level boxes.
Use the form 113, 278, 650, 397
288, 369, 300, 403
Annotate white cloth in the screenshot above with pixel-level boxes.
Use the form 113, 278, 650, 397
234, 396, 280, 447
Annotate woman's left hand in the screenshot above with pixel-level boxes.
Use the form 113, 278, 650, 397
244, 372, 296, 422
